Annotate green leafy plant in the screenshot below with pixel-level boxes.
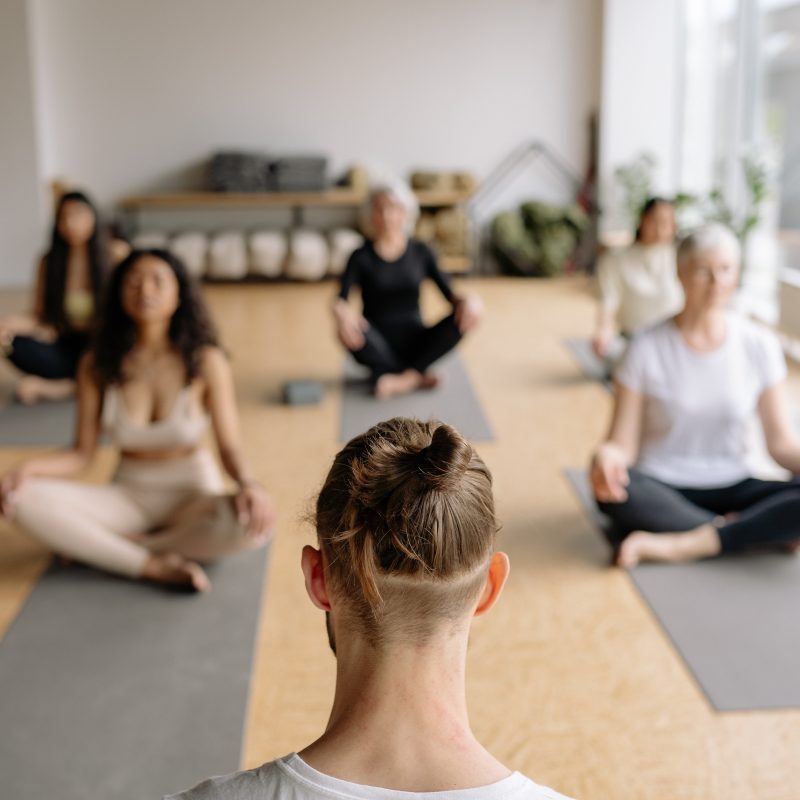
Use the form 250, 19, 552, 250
615, 151, 772, 276
672, 152, 770, 243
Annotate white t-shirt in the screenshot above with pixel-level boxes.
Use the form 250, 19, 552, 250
164, 753, 573, 800
597, 242, 683, 334
615, 314, 787, 488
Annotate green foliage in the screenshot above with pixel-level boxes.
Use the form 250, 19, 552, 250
615, 151, 771, 246
491, 202, 587, 277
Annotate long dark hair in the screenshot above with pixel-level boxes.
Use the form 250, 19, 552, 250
635, 196, 674, 242
42, 190, 109, 332
93, 249, 220, 386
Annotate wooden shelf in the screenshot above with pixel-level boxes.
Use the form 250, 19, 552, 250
119, 188, 366, 210
439, 255, 472, 274
414, 189, 474, 207
119, 187, 475, 210
119, 187, 475, 276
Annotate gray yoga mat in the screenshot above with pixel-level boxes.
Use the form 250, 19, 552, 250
340, 352, 493, 442
0, 548, 268, 799
0, 398, 77, 446
563, 337, 612, 390
564, 467, 800, 711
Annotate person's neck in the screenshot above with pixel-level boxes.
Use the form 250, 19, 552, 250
67, 243, 89, 266
300, 627, 509, 791
674, 305, 727, 350
134, 322, 172, 355
373, 232, 407, 260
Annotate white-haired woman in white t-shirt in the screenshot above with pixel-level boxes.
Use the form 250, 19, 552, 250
590, 223, 800, 567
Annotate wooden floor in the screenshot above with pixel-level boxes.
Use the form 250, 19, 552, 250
1, 276, 799, 800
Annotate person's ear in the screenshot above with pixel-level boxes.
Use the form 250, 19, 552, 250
474, 551, 510, 617
301, 545, 331, 611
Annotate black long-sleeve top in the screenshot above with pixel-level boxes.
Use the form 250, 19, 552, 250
338, 239, 455, 325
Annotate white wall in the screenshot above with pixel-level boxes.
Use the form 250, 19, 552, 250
598, 0, 682, 235
27, 0, 601, 210
0, 0, 47, 287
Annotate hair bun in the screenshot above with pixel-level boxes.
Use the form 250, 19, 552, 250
417, 424, 472, 490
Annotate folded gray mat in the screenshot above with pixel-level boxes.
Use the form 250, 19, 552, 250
564, 467, 800, 711
563, 337, 612, 389
0, 398, 76, 446
0, 549, 268, 799
340, 352, 493, 442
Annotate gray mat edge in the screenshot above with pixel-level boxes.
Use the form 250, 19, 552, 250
562, 467, 728, 712
339, 352, 494, 442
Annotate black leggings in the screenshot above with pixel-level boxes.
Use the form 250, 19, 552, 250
350, 313, 462, 380
6, 333, 88, 380
597, 468, 800, 552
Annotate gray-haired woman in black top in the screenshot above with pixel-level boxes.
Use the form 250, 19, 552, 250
333, 182, 483, 399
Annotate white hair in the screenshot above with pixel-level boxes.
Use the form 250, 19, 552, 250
359, 178, 419, 238
677, 223, 741, 268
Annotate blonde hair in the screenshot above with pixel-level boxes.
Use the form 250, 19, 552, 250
315, 417, 497, 645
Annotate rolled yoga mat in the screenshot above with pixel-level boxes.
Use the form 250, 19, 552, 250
0, 398, 77, 447
0, 548, 269, 799
340, 352, 493, 443
564, 467, 800, 711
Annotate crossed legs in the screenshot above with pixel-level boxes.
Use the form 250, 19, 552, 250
349, 314, 462, 398
596, 469, 800, 566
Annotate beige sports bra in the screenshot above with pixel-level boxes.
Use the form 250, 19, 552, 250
103, 385, 209, 452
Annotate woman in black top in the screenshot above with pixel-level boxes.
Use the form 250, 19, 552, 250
333, 183, 483, 399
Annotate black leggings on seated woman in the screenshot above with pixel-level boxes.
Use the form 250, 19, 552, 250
6, 332, 88, 380
596, 468, 800, 552
350, 313, 462, 380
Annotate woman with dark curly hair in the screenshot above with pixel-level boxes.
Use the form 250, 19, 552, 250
0, 249, 274, 590
0, 190, 128, 404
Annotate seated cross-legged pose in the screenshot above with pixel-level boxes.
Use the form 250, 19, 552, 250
333, 180, 483, 400
591, 224, 800, 567
0, 190, 129, 404
0, 249, 274, 591
167, 417, 572, 799
592, 196, 683, 366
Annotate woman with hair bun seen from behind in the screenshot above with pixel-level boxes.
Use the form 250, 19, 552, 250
592, 224, 800, 567
0, 248, 274, 591
333, 180, 484, 400
593, 196, 682, 365
167, 417, 573, 799
0, 190, 129, 404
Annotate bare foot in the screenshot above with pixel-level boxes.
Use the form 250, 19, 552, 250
16, 376, 76, 405
419, 371, 441, 390
374, 369, 425, 400
141, 552, 211, 592
616, 523, 721, 568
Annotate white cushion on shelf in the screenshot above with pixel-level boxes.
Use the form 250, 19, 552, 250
285, 229, 329, 281
249, 230, 288, 277
208, 231, 248, 279
169, 232, 208, 278
132, 231, 169, 249
328, 228, 364, 276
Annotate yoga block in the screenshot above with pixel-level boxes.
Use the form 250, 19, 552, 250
283, 380, 324, 406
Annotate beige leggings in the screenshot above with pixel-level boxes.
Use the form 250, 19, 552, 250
14, 449, 261, 579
